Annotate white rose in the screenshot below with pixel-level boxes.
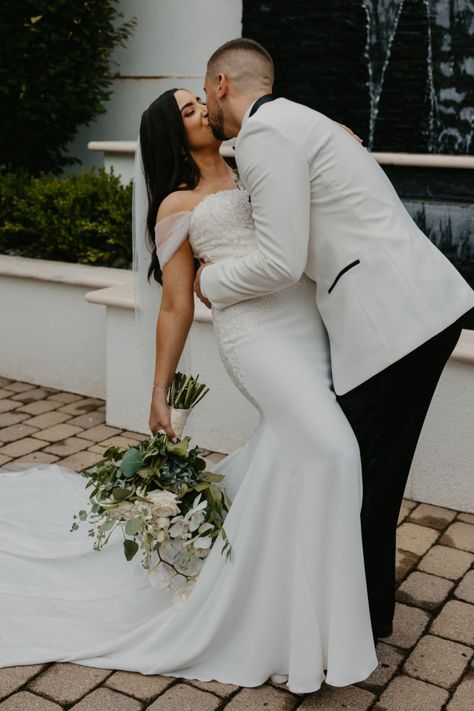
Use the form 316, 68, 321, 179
146, 489, 180, 517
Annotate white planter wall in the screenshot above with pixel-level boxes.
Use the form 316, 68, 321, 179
67, 0, 243, 171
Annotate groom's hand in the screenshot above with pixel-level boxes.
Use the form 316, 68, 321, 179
194, 262, 212, 309
339, 123, 363, 144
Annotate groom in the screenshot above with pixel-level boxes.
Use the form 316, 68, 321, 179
194, 38, 474, 640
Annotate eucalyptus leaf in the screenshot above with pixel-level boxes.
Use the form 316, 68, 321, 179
123, 539, 139, 561
125, 517, 142, 536
120, 448, 144, 477
203, 472, 224, 483
98, 519, 115, 533
112, 487, 131, 501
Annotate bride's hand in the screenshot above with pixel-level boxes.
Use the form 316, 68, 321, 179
149, 390, 177, 438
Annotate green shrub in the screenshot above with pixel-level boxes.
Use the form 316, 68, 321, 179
0, 2, 135, 174
0, 169, 132, 268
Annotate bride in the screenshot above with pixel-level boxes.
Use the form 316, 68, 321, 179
0, 88, 378, 695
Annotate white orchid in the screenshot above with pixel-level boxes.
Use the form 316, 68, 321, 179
168, 516, 190, 539
184, 492, 208, 532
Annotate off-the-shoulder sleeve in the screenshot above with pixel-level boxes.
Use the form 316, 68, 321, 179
154, 210, 192, 268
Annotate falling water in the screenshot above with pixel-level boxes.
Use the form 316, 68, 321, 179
361, 0, 406, 149
424, 0, 439, 152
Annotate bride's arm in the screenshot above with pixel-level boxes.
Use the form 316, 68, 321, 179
149, 238, 195, 436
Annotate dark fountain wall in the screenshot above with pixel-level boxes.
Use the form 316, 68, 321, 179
242, 0, 474, 325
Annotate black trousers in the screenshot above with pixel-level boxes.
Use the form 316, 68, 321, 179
336, 314, 466, 638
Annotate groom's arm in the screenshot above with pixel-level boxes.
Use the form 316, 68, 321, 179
200, 120, 310, 308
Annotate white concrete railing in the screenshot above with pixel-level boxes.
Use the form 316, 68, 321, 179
88, 140, 474, 184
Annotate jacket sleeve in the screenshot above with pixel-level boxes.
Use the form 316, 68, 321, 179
200, 120, 311, 309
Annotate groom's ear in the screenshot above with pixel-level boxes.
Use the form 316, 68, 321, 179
216, 72, 229, 98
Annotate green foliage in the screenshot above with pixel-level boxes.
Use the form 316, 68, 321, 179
0, 169, 132, 268
0, 1, 135, 174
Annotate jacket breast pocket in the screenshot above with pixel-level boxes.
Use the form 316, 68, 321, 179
327, 259, 361, 294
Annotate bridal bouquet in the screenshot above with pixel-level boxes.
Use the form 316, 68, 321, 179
71, 373, 232, 605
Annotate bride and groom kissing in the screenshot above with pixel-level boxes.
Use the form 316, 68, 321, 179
150, 38, 473, 640
0, 37, 472, 694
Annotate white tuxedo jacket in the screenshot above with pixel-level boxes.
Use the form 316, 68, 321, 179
201, 98, 474, 395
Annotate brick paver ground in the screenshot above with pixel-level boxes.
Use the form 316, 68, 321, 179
0, 378, 473, 710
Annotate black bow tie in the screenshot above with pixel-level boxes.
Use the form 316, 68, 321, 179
248, 94, 275, 117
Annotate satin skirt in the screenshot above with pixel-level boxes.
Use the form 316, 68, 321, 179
0, 275, 378, 694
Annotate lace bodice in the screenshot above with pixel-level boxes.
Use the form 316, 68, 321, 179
154, 188, 256, 270
188, 188, 255, 263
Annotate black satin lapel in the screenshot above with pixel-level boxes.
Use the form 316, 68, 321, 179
248, 94, 275, 118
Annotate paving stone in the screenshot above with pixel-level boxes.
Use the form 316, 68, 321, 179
225, 685, 299, 710
66, 411, 106, 429
89, 436, 142, 453
0, 665, 47, 701
29, 663, 112, 704
0, 400, 18, 414
397, 500, 413, 525
440, 522, 474, 553
17, 400, 59, 415
0, 377, 11, 387
206, 451, 227, 464
0, 412, 30, 427
0, 389, 11, 399
373, 674, 448, 711
147, 683, 220, 710
105, 671, 174, 702
58, 451, 104, 471
298, 683, 375, 709
121, 431, 148, 442
13, 452, 60, 465
0, 437, 45, 458
32, 423, 84, 442
3, 381, 34, 393
79, 425, 122, 442
0, 454, 12, 466
430, 599, 474, 646
9, 388, 55, 403
58, 398, 104, 416
457, 512, 474, 524
188, 678, 239, 698
418, 545, 474, 580
25, 411, 72, 429
0, 691, 62, 710
397, 522, 439, 556
42, 437, 91, 457
395, 549, 420, 583
408, 503, 457, 530
46, 392, 84, 404
447, 673, 474, 710
358, 641, 405, 692
383, 603, 430, 649
0, 423, 39, 443
396, 570, 454, 610
454, 570, 474, 604
69, 687, 142, 710
402, 634, 472, 689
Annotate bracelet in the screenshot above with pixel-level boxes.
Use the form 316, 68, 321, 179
153, 384, 168, 392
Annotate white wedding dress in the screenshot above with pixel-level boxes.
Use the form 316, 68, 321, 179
0, 187, 378, 694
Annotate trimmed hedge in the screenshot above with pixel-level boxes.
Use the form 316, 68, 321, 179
0, 3, 135, 174
0, 170, 132, 268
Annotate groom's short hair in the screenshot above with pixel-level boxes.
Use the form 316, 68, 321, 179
207, 38, 274, 89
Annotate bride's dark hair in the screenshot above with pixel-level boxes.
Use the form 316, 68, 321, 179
139, 89, 200, 283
